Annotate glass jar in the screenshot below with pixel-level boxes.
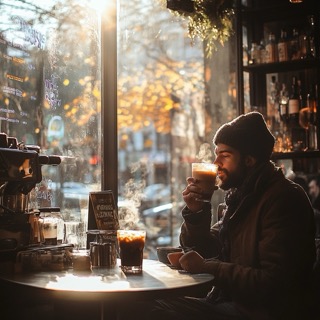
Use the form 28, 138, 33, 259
40, 207, 64, 245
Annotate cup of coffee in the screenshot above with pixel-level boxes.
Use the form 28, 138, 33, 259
117, 229, 146, 274
192, 162, 218, 202
156, 246, 183, 265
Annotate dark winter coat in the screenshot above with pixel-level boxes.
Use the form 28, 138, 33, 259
180, 162, 316, 320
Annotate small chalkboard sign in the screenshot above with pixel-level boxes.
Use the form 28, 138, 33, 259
88, 191, 119, 231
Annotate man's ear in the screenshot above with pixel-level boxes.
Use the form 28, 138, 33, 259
245, 155, 257, 167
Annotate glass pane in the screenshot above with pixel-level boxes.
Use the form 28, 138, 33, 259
117, 0, 236, 258
0, 0, 236, 254
0, 0, 101, 241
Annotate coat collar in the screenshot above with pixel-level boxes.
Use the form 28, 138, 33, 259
227, 161, 282, 221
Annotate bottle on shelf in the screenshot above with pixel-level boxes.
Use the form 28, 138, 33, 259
306, 84, 318, 150
277, 29, 289, 62
288, 76, 300, 121
298, 79, 306, 110
298, 80, 310, 150
279, 83, 289, 123
276, 83, 292, 152
259, 39, 266, 64
265, 33, 277, 63
290, 28, 301, 60
288, 76, 305, 150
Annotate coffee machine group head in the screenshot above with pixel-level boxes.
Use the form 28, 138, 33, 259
0, 133, 61, 214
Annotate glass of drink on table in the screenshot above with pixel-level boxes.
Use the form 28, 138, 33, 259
117, 229, 146, 274
192, 162, 218, 202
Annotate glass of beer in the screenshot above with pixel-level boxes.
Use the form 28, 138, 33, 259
117, 229, 146, 274
192, 162, 218, 202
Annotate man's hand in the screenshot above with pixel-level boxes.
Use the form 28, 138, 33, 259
179, 250, 218, 274
182, 177, 217, 212
179, 250, 206, 273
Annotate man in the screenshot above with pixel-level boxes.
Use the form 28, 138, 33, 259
308, 176, 320, 239
150, 112, 316, 320
308, 176, 320, 212
308, 176, 320, 277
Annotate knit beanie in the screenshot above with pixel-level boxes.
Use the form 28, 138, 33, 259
213, 112, 275, 162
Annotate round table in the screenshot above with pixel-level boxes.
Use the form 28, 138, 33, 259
0, 259, 214, 319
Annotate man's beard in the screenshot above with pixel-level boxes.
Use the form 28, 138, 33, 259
218, 160, 248, 191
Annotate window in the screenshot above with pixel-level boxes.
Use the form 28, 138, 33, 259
0, 0, 101, 234
117, 0, 236, 256
0, 0, 237, 256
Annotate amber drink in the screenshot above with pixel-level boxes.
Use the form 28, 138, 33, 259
192, 163, 218, 202
117, 230, 146, 274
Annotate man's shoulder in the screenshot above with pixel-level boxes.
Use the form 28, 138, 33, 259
261, 173, 309, 204
313, 196, 320, 211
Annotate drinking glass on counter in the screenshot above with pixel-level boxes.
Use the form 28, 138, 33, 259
192, 162, 218, 202
87, 229, 117, 268
117, 229, 146, 274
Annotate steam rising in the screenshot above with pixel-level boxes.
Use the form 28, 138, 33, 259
118, 144, 213, 231
196, 143, 213, 163
118, 162, 147, 230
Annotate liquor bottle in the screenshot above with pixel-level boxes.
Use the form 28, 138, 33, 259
288, 76, 300, 122
307, 84, 318, 149
279, 83, 289, 123
265, 33, 277, 63
278, 29, 289, 62
298, 79, 306, 110
288, 77, 304, 150
290, 28, 300, 60
277, 83, 292, 151
259, 39, 266, 64
298, 80, 309, 150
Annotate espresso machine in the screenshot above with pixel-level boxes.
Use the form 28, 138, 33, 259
0, 132, 61, 266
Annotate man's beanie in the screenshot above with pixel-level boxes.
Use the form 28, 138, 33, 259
213, 112, 275, 162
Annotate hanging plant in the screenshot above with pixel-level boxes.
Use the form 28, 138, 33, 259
165, 0, 235, 57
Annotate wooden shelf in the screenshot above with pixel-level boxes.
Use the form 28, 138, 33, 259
243, 59, 320, 74
236, 0, 320, 173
